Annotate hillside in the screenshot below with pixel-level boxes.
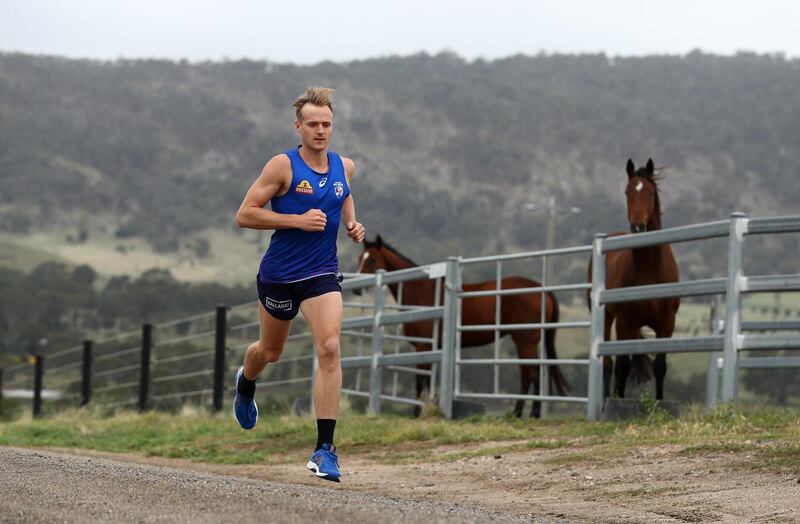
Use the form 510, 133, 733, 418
1, 51, 799, 283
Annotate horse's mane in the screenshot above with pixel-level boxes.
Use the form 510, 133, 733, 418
379, 239, 418, 267
633, 166, 665, 218
634, 166, 666, 183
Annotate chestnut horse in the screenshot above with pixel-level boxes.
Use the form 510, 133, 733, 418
357, 236, 569, 417
588, 159, 680, 401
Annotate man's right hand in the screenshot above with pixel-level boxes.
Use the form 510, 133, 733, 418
296, 209, 327, 231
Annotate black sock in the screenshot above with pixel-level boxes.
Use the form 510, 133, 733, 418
237, 370, 256, 398
316, 419, 336, 450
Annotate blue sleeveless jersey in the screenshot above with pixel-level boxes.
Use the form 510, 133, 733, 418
259, 147, 351, 284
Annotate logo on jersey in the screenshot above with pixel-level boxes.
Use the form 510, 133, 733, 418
318, 178, 328, 188
333, 181, 345, 199
295, 180, 314, 194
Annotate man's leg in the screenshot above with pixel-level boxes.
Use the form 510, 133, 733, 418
234, 302, 291, 429
300, 291, 343, 481
244, 301, 292, 379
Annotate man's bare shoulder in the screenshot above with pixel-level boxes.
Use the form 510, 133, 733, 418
341, 156, 356, 180
259, 153, 292, 182
264, 153, 292, 173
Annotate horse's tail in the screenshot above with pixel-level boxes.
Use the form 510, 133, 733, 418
630, 354, 653, 385
545, 292, 570, 395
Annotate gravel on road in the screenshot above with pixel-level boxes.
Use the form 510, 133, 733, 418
0, 447, 546, 523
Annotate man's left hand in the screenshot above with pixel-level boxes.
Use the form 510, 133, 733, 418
346, 221, 366, 243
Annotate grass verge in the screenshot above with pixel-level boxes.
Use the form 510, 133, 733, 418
0, 404, 798, 469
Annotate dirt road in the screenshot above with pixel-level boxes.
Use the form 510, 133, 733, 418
0, 447, 539, 523
3, 440, 799, 523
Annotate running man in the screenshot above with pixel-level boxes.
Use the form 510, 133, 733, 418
233, 86, 365, 483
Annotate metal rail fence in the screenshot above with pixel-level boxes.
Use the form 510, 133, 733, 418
453, 246, 593, 414
705, 294, 800, 406
2, 213, 798, 420
337, 264, 449, 415
588, 213, 800, 419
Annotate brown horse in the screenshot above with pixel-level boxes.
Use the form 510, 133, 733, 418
357, 236, 569, 417
588, 158, 680, 401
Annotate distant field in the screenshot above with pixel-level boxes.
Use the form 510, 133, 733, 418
0, 236, 66, 271
0, 228, 261, 284
0, 225, 369, 285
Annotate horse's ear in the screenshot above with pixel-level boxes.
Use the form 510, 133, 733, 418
646, 158, 655, 175
375, 235, 383, 247
626, 159, 635, 178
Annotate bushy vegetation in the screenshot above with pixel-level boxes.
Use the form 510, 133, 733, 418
1, 51, 798, 268
0, 261, 250, 358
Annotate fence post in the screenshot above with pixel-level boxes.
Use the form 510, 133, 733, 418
722, 212, 748, 403
439, 257, 460, 419
33, 355, 44, 417
587, 233, 607, 421
705, 296, 722, 408
0, 368, 4, 416
369, 270, 386, 416
213, 305, 227, 412
81, 340, 93, 406
139, 323, 152, 412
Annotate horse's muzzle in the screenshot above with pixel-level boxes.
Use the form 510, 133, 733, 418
630, 223, 647, 234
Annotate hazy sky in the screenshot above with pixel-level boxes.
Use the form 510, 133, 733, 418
2, 1, 799, 64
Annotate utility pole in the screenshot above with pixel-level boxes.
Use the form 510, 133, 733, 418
524, 196, 581, 285
545, 196, 557, 284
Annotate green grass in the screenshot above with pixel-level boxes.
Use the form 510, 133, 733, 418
1, 404, 798, 470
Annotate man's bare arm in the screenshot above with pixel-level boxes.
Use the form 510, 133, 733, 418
236, 155, 327, 232
341, 157, 365, 243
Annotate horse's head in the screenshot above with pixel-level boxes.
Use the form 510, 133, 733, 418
624, 158, 661, 233
351, 236, 389, 296
356, 235, 389, 274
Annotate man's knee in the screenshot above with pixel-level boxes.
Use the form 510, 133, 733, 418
251, 341, 282, 364
316, 336, 340, 369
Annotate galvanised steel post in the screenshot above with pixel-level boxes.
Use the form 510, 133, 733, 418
705, 295, 722, 408
213, 305, 227, 412
139, 323, 153, 412
81, 340, 93, 406
722, 213, 748, 403
33, 355, 44, 417
438, 257, 460, 419
369, 270, 386, 415
539, 253, 549, 418
587, 233, 607, 421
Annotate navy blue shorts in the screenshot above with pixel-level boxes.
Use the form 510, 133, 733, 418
257, 273, 342, 321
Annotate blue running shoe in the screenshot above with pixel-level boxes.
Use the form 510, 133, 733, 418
233, 367, 258, 430
307, 443, 341, 482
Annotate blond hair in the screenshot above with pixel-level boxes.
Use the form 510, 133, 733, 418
293, 86, 335, 120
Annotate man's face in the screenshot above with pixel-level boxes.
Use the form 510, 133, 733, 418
295, 104, 333, 152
